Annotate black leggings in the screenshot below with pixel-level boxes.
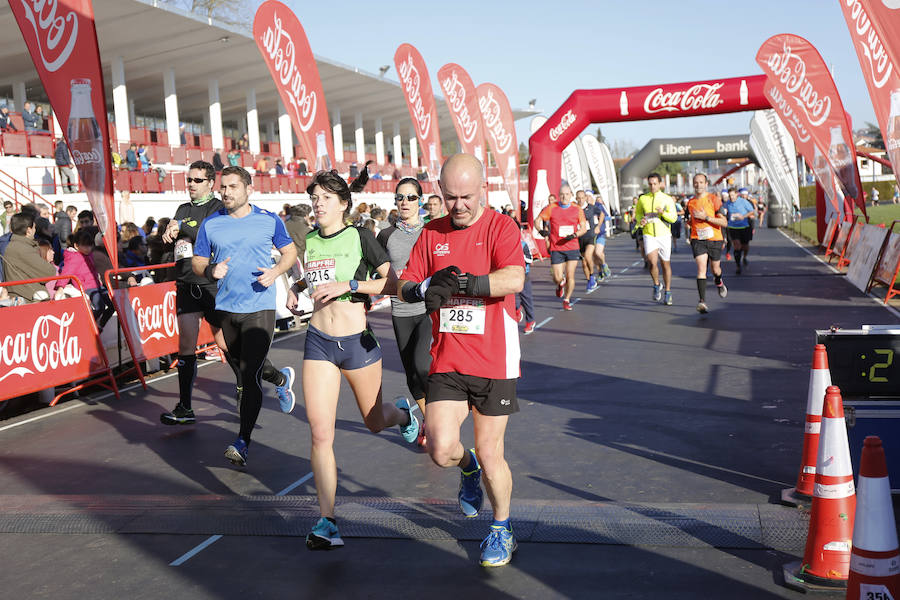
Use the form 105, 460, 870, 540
218, 310, 275, 444
391, 313, 432, 401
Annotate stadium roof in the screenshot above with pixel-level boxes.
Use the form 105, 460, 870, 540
0, 0, 538, 145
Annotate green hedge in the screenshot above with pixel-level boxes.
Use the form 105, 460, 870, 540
798, 180, 897, 208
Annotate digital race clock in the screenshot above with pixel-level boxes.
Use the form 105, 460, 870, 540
816, 326, 900, 399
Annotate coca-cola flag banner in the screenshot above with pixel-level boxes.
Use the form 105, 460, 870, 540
599, 142, 620, 214
437, 63, 485, 164
838, 0, 900, 177
9, 0, 118, 268
756, 34, 865, 217
254, 1, 333, 170
476, 83, 519, 217
395, 44, 443, 178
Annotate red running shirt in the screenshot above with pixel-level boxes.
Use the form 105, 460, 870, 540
403, 209, 525, 380
538, 203, 585, 251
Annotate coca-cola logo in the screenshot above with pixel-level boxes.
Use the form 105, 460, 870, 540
478, 89, 513, 154
398, 54, 432, 137
72, 147, 102, 166
767, 86, 811, 143
0, 312, 82, 383
643, 83, 724, 115
17, 0, 79, 73
548, 109, 577, 142
764, 41, 832, 127
260, 12, 316, 132
844, 0, 894, 88
440, 72, 479, 144
131, 290, 178, 344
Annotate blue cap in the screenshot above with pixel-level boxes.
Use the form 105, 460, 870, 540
738, 187, 748, 194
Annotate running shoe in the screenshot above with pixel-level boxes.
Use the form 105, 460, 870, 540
306, 517, 344, 550
225, 437, 248, 467
726, 252, 732, 261
742, 256, 748, 266
523, 321, 535, 335
586, 274, 597, 292
395, 396, 420, 443
458, 449, 483, 517
664, 291, 673, 306
515, 308, 523, 323
562, 299, 573, 311
602, 264, 611, 279
160, 403, 195, 426
555, 280, 565, 297
480, 525, 517, 567
735, 264, 742, 275
275, 367, 295, 413
652, 283, 662, 302
717, 282, 728, 298
696, 301, 709, 314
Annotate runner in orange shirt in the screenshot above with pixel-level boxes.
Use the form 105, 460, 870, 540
685, 173, 728, 314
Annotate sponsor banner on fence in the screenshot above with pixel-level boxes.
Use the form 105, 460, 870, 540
847, 224, 889, 291
0, 296, 108, 399
437, 63, 485, 164
749, 110, 800, 210
874, 230, 900, 286
756, 34, 864, 217
395, 43, 443, 179
9, 0, 118, 268
253, 1, 334, 171
476, 83, 519, 217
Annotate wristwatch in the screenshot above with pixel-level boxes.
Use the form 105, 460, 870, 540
348, 279, 359, 292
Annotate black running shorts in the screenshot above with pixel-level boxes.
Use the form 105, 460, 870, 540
690, 239, 723, 261
426, 372, 519, 416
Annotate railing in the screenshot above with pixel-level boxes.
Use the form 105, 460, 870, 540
0, 167, 53, 211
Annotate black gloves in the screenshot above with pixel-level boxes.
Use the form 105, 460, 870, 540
540, 229, 550, 238
424, 265, 460, 313
562, 234, 577, 242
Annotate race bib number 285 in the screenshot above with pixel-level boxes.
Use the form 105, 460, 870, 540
439, 297, 486, 334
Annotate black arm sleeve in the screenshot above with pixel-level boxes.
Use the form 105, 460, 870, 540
358, 226, 390, 274
376, 226, 395, 252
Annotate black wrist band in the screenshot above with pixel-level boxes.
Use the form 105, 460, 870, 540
401, 282, 423, 303
205, 264, 216, 280
460, 273, 490, 297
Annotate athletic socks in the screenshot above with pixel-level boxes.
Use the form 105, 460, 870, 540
176, 354, 197, 409
714, 274, 723, 286
696, 278, 707, 302
734, 250, 742, 264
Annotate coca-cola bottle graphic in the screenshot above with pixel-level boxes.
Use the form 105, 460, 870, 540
813, 144, 838, 208
886, 89, 900, 177
314, 130, 332, 171
531, 169, 551, 239
828, 126, 859, 200
739, 80, 749, 105
68, 78, 107, 232
619, 91, 628, 116
429, 143, 440, 179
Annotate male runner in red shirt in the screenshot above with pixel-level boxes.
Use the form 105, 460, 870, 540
533, 184, 586, 310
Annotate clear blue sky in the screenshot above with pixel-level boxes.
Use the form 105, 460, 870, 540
279, 0, 875, 157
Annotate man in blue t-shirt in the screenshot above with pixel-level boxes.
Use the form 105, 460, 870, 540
193, 166, 297, 466
723, 188, 755, 275
590, 192, 612, 281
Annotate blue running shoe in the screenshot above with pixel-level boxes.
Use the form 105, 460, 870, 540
306, 517, 344, 550
586, 274, 597, 292
395, 396, 420, 443
275, 367, 295, 413
458, 449, 483, 517
664, 290, 673, 306
480, 525, 517, 567
652, 283, 662, 302
225, 437, 248, 467
602, 264, 611, 279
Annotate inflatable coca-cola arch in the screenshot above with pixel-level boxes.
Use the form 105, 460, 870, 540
527, 74, 771, 225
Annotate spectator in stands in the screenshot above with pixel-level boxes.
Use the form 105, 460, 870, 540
227, 148, 240, 167
77, 210, 95, 231
21, 101, 38, 132
137, 144, 150, 172
388, 208, 399, 227
125, 143, 138, 171
55, 140, 77, 193
142, 218, 156, 237
297, 157, 308, 176
57, 228, 114, 331
53, 201, 71, 243
349, 202, 370, 227
255, 155, 269, 175
275, 158, 285, 176
370, 207, 389, 232
349, 162, 359, 178
33, 105, 47, 132
213, 149, 225, 172
285, 204, 312, 257
0, 212, 57, 302
0, 105, 16, 131
179, 123, 187, 146
110, 144, 123, 170
370, 170, 383, 180
1, 201, 14, 233
238, 133, 249, 151
118, 222, 142, 264
416, 167, 428, 181
122, 236, 148, 268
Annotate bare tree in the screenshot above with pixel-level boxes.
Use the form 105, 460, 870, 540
160, 0, 252, 27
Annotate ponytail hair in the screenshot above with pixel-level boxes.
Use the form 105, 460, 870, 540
306, 160, 373, 219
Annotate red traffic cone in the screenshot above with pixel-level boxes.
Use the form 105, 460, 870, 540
784, 385, 856, 592
783, 344, 832, 508
847, 436, 899, 600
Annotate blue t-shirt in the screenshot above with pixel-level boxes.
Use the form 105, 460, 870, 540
723, 197, 754, 229
194, 205, 292, 313
593, 203, 609, 238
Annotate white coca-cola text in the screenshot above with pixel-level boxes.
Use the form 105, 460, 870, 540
440, 71, 479, 144
399, 53, 432, 138
0, 312, 82, 384
765, 40, 832, 127
260, 12, 316, 132
17, 0, 79, 73
72, 147, 102, 166
844, 0, 894, 88
131, 290, 178, 344
548, 109, 576, 142
643, 83, 724, 115
767, 86, 811, 143
479, 89, 513, 153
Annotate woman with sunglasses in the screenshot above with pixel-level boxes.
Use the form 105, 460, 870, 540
286, 163, 420, 551
376, 178, 432, 447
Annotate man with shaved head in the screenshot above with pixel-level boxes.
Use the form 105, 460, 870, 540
398, 153, 525, 567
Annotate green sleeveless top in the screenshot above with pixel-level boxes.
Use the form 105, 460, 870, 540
303, 226, 390, 302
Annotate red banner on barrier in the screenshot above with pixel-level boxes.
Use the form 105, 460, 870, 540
9, 0, 118, 268
756, 34, 864, 218
395, 44, 443, 177
437, 64, 485, 164
477, 83, 519, 219
253, 1, 333, 170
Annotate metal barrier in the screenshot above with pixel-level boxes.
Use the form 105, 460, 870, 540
870, 220, 900, 304
0, 274, 119, 406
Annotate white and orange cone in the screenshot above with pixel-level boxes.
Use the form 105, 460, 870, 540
847, 436, 899, 600
782, 344, 832, 508
784, 385, 856, 592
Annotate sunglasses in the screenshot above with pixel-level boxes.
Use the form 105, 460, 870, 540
186, 177, 209, 184
395, 193, 420, 203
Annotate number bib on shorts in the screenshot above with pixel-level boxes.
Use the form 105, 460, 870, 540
305, 258, 336, 291
174, 239, 193, 260
696, 226, 714, 240
439, 297, 486, 334
558, 225, 575, 237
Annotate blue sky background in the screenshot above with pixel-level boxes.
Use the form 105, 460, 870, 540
278, 0, 876, 157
